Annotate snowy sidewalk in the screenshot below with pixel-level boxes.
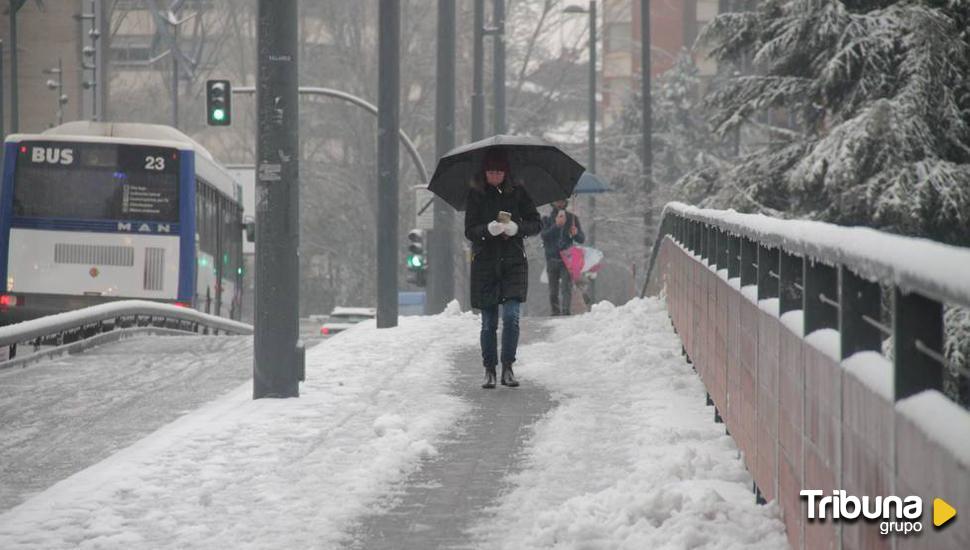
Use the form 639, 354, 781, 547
349, 323, 556, 549
0, 335, 253, 512
0, 299, 787, 549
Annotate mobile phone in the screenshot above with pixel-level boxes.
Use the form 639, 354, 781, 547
497, 211, 512, 223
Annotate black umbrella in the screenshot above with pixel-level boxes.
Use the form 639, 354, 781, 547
427, 134, 585, 211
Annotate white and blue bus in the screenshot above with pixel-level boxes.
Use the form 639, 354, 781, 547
0, 121, 245, 324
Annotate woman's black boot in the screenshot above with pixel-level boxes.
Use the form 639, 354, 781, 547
482, 365, 497, 389
500, 363, 519, 387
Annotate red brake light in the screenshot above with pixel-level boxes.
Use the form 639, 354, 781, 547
0, 295, 19, 307
19, 146, 27, 154
174, 301, 190, 308
320, 327, 330, 335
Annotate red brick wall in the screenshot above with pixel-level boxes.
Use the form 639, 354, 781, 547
658, 237, 970, 550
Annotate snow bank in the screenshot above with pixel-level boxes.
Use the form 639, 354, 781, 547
469, 298, 788, 549
0, 311, 479, 549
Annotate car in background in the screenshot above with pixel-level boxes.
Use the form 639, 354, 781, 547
320, 307, 376, 336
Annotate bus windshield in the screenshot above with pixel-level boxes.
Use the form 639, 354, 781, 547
13, 141, 180, 223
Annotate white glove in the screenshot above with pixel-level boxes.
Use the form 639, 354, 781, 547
487, 221, 506, 236
504, 220, 519, 236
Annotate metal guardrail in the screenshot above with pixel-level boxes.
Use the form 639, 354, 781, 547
643, 201, 970, 405
644, 202, 970, 310
0, 300, 253, 369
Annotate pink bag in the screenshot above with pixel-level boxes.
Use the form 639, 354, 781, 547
559, 245, 604, 282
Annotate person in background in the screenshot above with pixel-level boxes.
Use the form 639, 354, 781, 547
541, 199, 584, 315
464, 148, 542, 389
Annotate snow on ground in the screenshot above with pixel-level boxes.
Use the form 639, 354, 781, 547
0, 303, 479, 549
0, 297, 788, 549
468, 298, 788, 549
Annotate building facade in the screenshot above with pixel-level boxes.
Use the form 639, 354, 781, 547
0, 0, 106, 135
599, 0, 720, 126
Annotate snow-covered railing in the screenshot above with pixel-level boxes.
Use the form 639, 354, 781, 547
0, 300, 253, 370
647, 202, 970, 549
646, 201, 970, 403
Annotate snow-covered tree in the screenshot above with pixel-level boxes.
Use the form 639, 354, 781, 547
692, 0, 970, 246
692, 0, 970, 408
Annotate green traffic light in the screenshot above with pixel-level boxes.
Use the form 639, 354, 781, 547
407, 254, 425, 269
212, 108, 226, 121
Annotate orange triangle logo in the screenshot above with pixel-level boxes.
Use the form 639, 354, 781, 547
934, 498, 956, 527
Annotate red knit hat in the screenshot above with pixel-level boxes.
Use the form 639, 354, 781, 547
483, 148, 510, 173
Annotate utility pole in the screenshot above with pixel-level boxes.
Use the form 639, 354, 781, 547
640, 0, 653, 231
172, 21, 179, 128
564, 1, 599, 301
429, 0, 456, 314
472, 0, 485, 141
43, 59, 67, 126
587, 0, 597, 301
1, 40, 4, 139
9, 0, 22, 133
254, 0, 301, 399
77, 0, 102, 120
492, 0, 506, 134
376, 0, 400, 328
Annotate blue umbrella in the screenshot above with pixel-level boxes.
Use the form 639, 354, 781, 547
573, 171, 610, 194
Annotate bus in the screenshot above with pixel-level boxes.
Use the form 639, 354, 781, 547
0, 121, 245, 324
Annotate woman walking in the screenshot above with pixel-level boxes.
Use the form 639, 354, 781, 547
465, 148, 541, 388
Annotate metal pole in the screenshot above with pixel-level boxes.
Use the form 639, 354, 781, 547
588, 0, 597, 302
588, 1, 596, 176
1, 40, 4, 139
254, 0, 301, 399
233, 86, 429, 184
640, 0, 653, 232
492, 0, 506, 134
472, 0, 485, 141
10, 0, 19, 133
57, 58, 64, 125
377, 0, 400, 328
172, 21, 179, 128
430, 0, 456, 314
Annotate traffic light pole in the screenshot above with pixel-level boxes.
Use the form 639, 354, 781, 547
254, 0, 301, 399
429, 0, 456, 314
492, 0, 506, 134
377, 0, 400, 328
471, 0, 485, 142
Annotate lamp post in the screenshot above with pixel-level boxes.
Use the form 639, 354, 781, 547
43, 59, 68, 127
564, 1, 597, 301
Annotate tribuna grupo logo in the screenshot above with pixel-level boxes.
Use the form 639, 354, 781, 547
801, 490, 957, 536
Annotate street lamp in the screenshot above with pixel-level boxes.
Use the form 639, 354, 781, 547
565, 1, 598, 301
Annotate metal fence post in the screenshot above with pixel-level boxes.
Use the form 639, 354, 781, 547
839, 266, 882, 359
779, 251, 802, 315
893, 288, 943, 400
803, 260, 838, 334
701, 224, 710, 264
715, 227, 727, 271
757, 245, 779, 301
740, 238, 758, 287
728, 234, 741, 280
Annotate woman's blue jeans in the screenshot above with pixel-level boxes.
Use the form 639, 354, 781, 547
480, 300, 521, 368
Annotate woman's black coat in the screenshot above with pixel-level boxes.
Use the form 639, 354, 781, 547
464, 181, 541, 309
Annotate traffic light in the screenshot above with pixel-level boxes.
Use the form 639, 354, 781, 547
406, 228, 427, 287
206, 80, 232, 126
